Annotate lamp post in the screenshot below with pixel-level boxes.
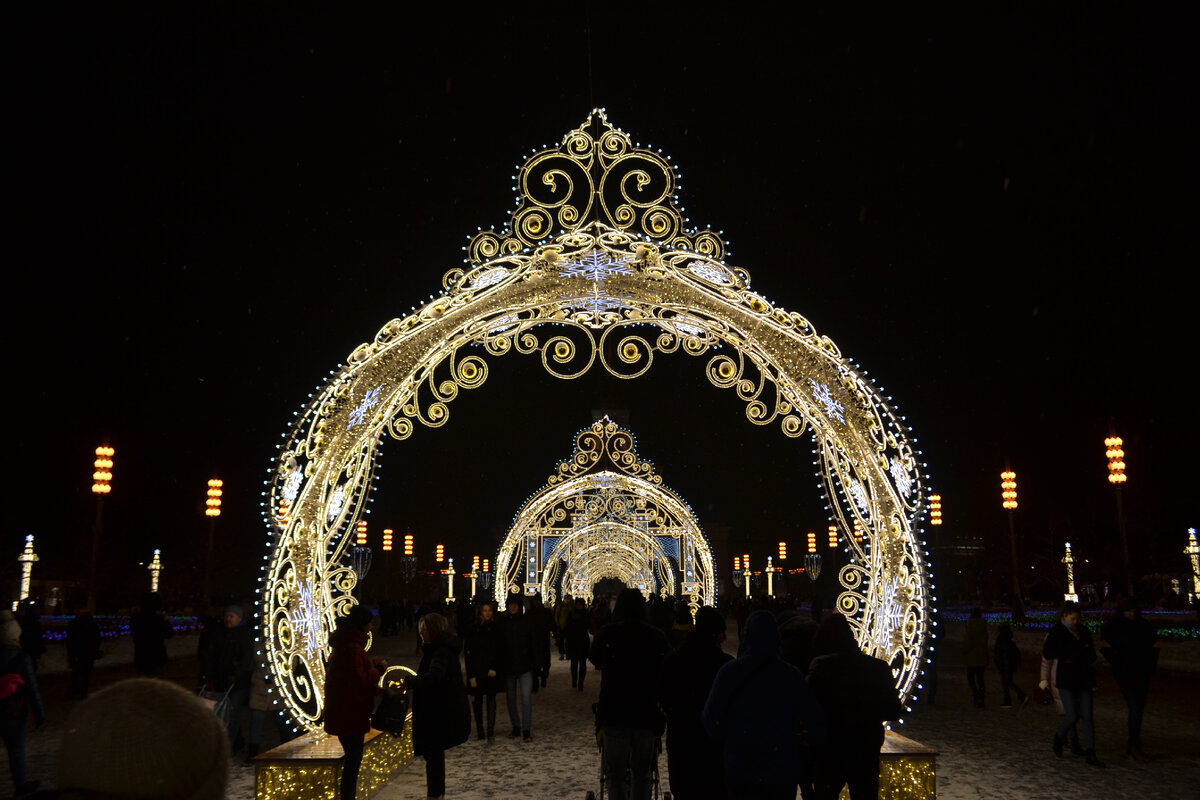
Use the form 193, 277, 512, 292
765, 556, 776, 598
741, 555, 751, 599
1001, 468, 1025, 620
1185, 528, 1199, 606
399, 532, 417, 595
1062, 542, 1079, 603
479, 558, 494, 595
203, 478, 222, 603
445, 557, 456, 601
731, 556, 743, 591
15, 535, 38, 611
89, 445, 114, 613
148, 549, 163, 593
1106, 433, 1132, 597
470, 556, 480, 600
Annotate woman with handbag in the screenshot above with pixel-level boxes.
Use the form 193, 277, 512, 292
400, 612, 470, 800
324, 605, 386, 800
1042, 602, 1103, 767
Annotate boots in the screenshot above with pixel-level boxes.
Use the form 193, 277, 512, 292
244, 743, 258, 765
1070, 739, 1086, 756
1085, 749, 1105, 767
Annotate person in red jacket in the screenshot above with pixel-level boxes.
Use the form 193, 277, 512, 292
324, 605, 386, 800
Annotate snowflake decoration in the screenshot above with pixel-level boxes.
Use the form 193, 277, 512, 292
326, 484, 346, 524
488, 315, 518, 334
347, 386, 381, 430
890, 458, 913, 500
870, 578, 907, 652
849, 479, 870, 516
810, 379, 846, 424
560, 250, 634, 281
571, 292, 625, 316
687, 261, 731, 285
282, 469, 303, 505
671, 315, 706, 336
291, 580, 325, 659
472, 267, 509, 289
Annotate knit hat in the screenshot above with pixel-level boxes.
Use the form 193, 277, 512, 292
0, 620, 20, 646
224, 605, 244, 620
58, 678, 229, 800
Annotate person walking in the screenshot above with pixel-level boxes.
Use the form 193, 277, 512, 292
0, 612, 44, 797
590, 589, 670, 800
527, 595, 555, 690
658, 606, 732, 800
65, 608, 102, 700
131, 592, 173, 677
1100, 599, 1159, 761
702, 609, 826, 800
401, 612, 470, 800
464, 601, 504, 741
199, 605, 254, 752
500, 595, 535, 740
963, 608, 988, 708
324, 605, 385, 800
1042, 601, 1103, 766
565, 597, 592, 691
806, 613, 903, 800
993, 623, 1029, 709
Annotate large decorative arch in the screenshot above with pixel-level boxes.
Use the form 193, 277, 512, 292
494, 417, 716, 609
260, 110, 934, 732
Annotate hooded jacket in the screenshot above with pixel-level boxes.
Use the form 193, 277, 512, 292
323, 625, 380, 737
410, 630, 469, 755
702, 610, 827, 786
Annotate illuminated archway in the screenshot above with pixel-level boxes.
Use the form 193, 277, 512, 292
494, 417, 715, 609
261, 110, 933, 732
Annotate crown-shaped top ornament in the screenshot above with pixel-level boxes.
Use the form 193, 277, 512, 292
467, 109, 725, 265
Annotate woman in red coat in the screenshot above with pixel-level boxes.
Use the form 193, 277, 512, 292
325, 605, 386, 800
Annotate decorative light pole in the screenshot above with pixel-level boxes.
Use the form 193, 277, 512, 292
1062, 542, 1079, 603
1106, 433, 1132, 597
203, 478, 222, 603
805, 531, 821, 581
741, 555, 751, 599
148, 549, 163, 593
1185, 528, 1199, 606
765, 556, 776, 598
445, 557, 456, 601
478, 558, 494, 595
89, 445, 114, 612
778, 541, 787, 562
827, 525, 839, 549
15, 535, 38, 611
929, 495, 942, 527
1001, 467, 1025, 620
400, 532, 417, 589
470, 556, 480, 600
731, 556, 743, 591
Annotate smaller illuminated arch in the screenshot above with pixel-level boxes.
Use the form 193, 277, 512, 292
494, 417, 715, 610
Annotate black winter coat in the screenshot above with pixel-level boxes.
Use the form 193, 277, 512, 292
658, 631, 733, 799
500, 611, 536, 676
1042, 622, 1096, 691
564, 609, 591, 660
464, 620, 505, 695
410, 631, 470, 756
590, 620, 668, 731
1100, 613, 1158, 689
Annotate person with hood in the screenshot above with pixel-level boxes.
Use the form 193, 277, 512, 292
962, 607, 988, 708
806, 613, 903, 800
590, 588, 670, 800
702, 609, 826, 800
500, 595, 536, 740
400, 612, 470, 800
658, 606, 733, 800
0, 611, 44, 797
1100, 599, 1159, 761
1042, 601, 1102, 766
464, 600, 504, 741
324, 605, 385, 800
993, 623, 1028, 708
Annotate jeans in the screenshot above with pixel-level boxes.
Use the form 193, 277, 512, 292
337, 734, 364, 800
570, 656, 588, 688
603, 726, 656, 800
1118, 680, 1149, 750
0, 716, 28, 789
425, 748, 446, 797
505, 671, 533, 732
1059, 688, 1094, 750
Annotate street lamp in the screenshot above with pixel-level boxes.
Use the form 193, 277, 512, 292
1185, 528, 1199, 606
88, 445, 114, 613
445, 556, 455, 601
1001, 468, 1025, 620
1106, 433, 1132, 597
929, 495, 942, 526
470, 555, 480, 600
203, 478, 222, 603
742, 556, 752, 599
148, 549, 163, 593
1062, 542, 1079, 603
765, 556, 776, 597
805, 530, 821, 581
15, 535, 38, 611
827, 525, 838, 549
778, 541, 787, 562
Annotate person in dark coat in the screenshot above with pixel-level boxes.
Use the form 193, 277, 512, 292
500, 595, 536, 740
16, 605, 44, 674
806, 613, 903, 800
324, 605, 385, 800
131, 592, 174, 677
464, 600, 504, 740
962, 607, 988, 708
401, 612, 469, 800
0, 612, 45, 797
527, 595, 556, 690
1042, 601, 1102, 766
1100, 599, 1159, 761
993, 623, 1028, 708
66, 608, 102, 700
658, 606, 733, 800
702, 609, 826, 800
590, 589, 670, 800
564, 597, 592, 691
199, 605, 254, 751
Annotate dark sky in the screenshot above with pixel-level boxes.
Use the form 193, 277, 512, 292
5, 4, 1195, 607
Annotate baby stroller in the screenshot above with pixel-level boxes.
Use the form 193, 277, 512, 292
585, 703, 671, 800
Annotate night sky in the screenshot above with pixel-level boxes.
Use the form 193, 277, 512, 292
5, 4, 1194, 609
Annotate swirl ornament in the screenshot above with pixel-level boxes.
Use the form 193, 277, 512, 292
261, 110, 933, 733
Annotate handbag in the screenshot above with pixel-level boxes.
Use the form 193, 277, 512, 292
371, 686, 410, 735
198, 686, 233, 726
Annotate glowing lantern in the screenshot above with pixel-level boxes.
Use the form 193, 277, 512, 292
1001, 471, 1017, 510
205, 479, 223, 517
92, 446, 114, 494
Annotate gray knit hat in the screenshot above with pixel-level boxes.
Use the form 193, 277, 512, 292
58, 678, 229, 799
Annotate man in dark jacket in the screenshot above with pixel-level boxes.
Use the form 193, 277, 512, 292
66, 609, 102, 700
1100, 600, 1159, 761
590, 589, 669, 800
200, 605, 254, 751
500, 595, 536, 740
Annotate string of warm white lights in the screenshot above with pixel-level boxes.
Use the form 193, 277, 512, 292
258, 110, 935, 733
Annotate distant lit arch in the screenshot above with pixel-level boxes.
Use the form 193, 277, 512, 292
261, 110, 933, 733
